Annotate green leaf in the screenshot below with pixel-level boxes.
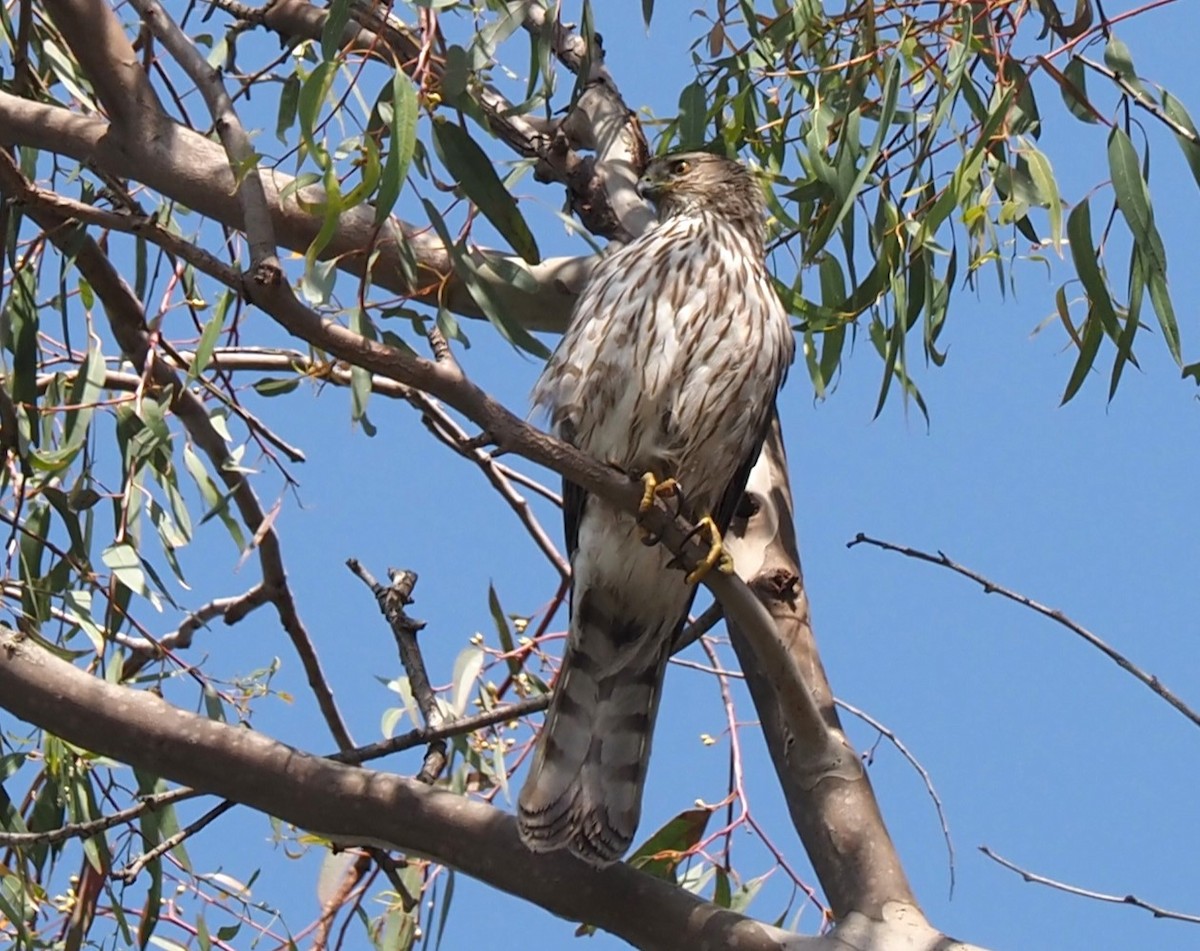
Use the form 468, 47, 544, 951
1146, 265, 1181, 366
320, 0, 352, 62
450, 647, 484, 716
1057, 57, 1099, 124
1066, 198, 1119, 340
642, 0, 654, 28
431, 118, 540, 264
1110, 244, 1145, 400
1062, 301, 1104, 404
348, 307, 377, 436
297, 61, 336, 167
434, 869, 455, 951
375, 72, 419, 225
182, 445, 246, 552
488, 585, 521, 677
419, 198, 549, 358
625, 808, 711, 882
1022, 140, 1062, 252
1107, 128, 1164, 270
302, 166, 345, 290
1160, 89, 1200, 191
4, 264, 39, 407
816, 55, 902, 248
274, 76, 298, 144
1107, 128, 1179, 363
188, 292, 230, 382
677, 80, 708, 149
102, 542, 148, 597
61, 590, 106, 652
441, 45, 469, 102
1103, 36, 1147, 99
713, 867, 732, 908
46, 337, 108, 473
252, 377, 301, 397
729, 870, 770, 914
148, 937, 189, 951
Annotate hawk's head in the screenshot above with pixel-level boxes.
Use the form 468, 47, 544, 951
636, 151, 764, 237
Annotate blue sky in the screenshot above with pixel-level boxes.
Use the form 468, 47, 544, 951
11, 2, 1199, 949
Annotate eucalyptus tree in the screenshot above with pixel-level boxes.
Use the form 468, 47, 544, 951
0, 2, 1194, 949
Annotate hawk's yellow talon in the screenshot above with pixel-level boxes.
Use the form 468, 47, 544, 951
639, 473, 679, 515
685, 515, 734, 585
638, 473, 676, 542
638, 473, 679, 545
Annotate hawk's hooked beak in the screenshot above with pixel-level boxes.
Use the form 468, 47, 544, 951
637, 173, 666, 201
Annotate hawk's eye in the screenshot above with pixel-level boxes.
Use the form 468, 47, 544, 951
669, 159, 690, 176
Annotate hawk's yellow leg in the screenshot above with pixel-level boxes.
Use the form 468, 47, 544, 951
685, 515, 735, 585
637, 472, 679, 544
639, 472, 679, 514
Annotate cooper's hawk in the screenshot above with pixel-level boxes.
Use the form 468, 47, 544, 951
517, 152, 794, 866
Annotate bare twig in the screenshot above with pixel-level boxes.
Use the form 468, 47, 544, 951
367, 848, 417, 911
980, 846, 1200, 925
347, 561, 447, 783
114, 586, 270, 656
333, 694, 551, 767
0, 786, 202, 848
410, 390, 570, 580
173, 347, 568, 577
521, 3, 653, 240
673, 600, 725, 653
848, 533, 1200, 730
1077, 54, 1200, 145
834, 697, 955, 899
116, 799, 238, 882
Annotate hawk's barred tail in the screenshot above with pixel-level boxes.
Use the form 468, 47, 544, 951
517, 623, 669, 867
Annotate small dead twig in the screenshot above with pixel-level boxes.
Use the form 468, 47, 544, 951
332, 694, 550, 767
115, 585, 271, 658
369, 848, 417, 910
116, 799, 237, 882
348, 560, 447, 783
0, 786, 202, 848
848, 533, 1200, 731
313, 852, 372, 951
673, 600, 724, 653
980, 846, 1200, 925
835, 697, 955, 898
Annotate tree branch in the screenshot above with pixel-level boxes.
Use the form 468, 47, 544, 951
42, 0, 166, 135
0, 624, 820, 951
980, 846, 1200, 926
0, 91, 587, 330
847, 533, 1200, 730
723, 423, 918, 921
347, 562, 448, 783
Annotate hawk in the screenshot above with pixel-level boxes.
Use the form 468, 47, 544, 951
517, 152, 794, 865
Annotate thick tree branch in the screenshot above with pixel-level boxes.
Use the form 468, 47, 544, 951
0, 624, 819, 951
522, 3, 653, 240
0, 92, 586, 330
723, 423, 918, 921
42, 0, 166, 135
